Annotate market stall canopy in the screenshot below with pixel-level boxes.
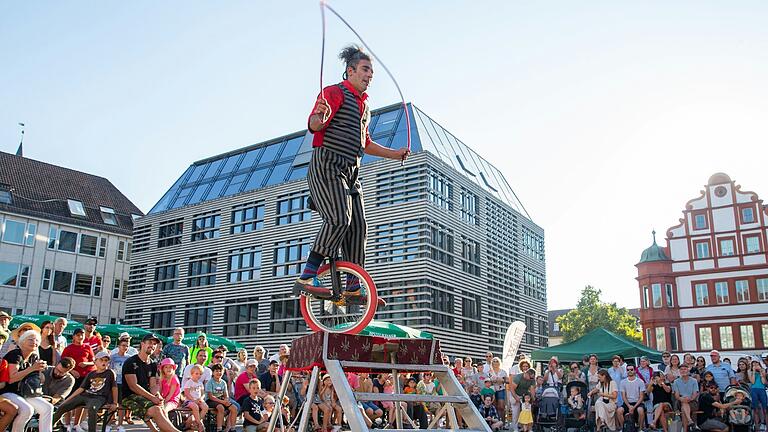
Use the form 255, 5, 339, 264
9, 314, 82, 336
531, 328, 663, 364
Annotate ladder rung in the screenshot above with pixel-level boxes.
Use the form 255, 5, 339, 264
387, 429, 485, 432
354, 392, 468, 404
339, 361, 452, 372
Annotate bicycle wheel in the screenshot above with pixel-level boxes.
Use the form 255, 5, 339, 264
299, 261, 378, 334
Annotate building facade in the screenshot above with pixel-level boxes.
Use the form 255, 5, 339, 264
0, 151, 142, 323
125, 103, 547, 358
636, 173, 768, 355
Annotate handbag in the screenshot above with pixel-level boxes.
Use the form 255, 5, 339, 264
19, 354, 43, 398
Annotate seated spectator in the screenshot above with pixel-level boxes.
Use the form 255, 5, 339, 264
182, 350, 212, 388
0, 328, 19, 432
479, 395, 503, 431
182, 364, 208, 432
241, 379, 265, 432
111, 333, 138, 357
566, 362, 586, 384
263, 395, 292, 432
252, 346, 270, 375
206, 364, 238, 432
235, 359, 260, 405
38, 321, 56, 366
588, 369, 618, 432
53, 352, 117, 432
121, 334, 180, 432
269, 345, 289, 364
647, 371, 673, 432
355, 372, 383, 426
469, 385, 483, 409
42, 357, 76, 404
312, 375, 341, 432
618, 364, 646, 430
158, 358, 180, 413
665, 354, 682, 383
3, 329, 54, 432
480, 379, 495, 402
698, 381, 738, 432
672, 364, 699, 432
110, 337, 134, 431
700, 371, 716, 393
259, 360, 280, 395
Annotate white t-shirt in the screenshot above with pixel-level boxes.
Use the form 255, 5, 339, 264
183, 378, 205, 401
181, 364, 212, 389
488, 369, 508, 392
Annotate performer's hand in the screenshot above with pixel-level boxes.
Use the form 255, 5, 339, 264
394, 147, 410, 161
314, 97, 331, 124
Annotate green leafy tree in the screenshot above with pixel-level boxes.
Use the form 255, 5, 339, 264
556, 286, 641, 343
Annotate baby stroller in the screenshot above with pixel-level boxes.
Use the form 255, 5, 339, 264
723, 385, 752, 432
563, 381, 589, 432
535, 385, 563, 432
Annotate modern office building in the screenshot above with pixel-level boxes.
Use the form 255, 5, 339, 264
125, 103, 547, 358
0, 151, 142, 323
636, 173, 768, 355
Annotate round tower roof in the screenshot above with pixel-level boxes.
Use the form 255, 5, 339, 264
708, 172, 731, 186
638, 230, 671, 263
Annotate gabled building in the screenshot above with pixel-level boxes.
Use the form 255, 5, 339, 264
0, 151, 142, 323
636, 173, 768, 355
125, 103, 547, 357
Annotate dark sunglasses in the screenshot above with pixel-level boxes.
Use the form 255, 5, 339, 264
214, 356, 224, 359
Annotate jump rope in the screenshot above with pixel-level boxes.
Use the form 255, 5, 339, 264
318, 0, 411, 163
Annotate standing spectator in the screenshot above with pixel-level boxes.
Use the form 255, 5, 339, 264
0, 328, 19, 432
748, 360, 767, 431
182, 350, 212, 388
660, 351, 672, 370
487, 357, 507, 422
269, 344, 289, 364
82, 318, 101, 354
481, 352, 494, 375
110, 333, 138, 357
665, 354, 682, 383
2, 330, 54, 432
189, 333, 212, 367
543, 357, 563, 388
0, 311, 12, 358
618, 364, 646, 431
691, 356, 707, 380
461, 356, 476, 390
647, 371, 672, 431
62, 328, 96, 431
121, 334, 180, 432
509, 369, 536, 432
704, 350, 736, 394
39, 321, 56, 365
252, 346, 270, 375
52, 352, 117, 432
589, 369, 618, 432
53, 317, 68, 354
608, 354, 627, 426
672, 364, 699, 432
566, 362, 586, 384
585, 354, 600, 395
734, 358, 750, 386
162, 328, 189, 378
41, 357, 76, 404
636, 356, 653, 384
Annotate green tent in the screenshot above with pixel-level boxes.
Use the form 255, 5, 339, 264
95, 324, 152, 340
531, 328, 663, 364
334, 321, 433, 339
9, 314, 82, 336
173, 333, 244, 352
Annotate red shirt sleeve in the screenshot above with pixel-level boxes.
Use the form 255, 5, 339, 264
307, 85, 344, 132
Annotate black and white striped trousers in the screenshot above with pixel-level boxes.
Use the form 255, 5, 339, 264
307, 147, 367, 266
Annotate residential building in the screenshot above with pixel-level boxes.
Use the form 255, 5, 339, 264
637, 173, 768, 355
0, 151, 142, 323
125, 103, 547, 357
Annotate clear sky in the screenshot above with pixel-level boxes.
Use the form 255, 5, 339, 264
2, 1, 767, 310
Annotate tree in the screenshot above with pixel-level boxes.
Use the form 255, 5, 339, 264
556, 285, 641, 343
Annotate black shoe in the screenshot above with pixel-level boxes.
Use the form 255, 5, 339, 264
292, 277, 332, 298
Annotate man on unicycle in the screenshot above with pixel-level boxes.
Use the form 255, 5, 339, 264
293, 44, 409, 300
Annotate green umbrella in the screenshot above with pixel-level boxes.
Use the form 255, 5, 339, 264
335, 320, 433, 339
174, 333, 244, 351
9, 314, 82, 336
95, 324, 152, 340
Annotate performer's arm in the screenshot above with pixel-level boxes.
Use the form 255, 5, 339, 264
308, 87, 343, 132
364, 141, 409, 160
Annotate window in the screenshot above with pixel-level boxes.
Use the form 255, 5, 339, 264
461, 295, 482, 334
695, 283, 709, 305
745, 236, 761, 254
110, 278, 120, 299
758, 278, 768, 301
41, 269, 51, 290
231, 202, 264, 234
694, 241, 710, 259
460, 237, 481, 276
715, 281, 729, 304
645, 328, 652, 345
158, 220, 183, 248
93, 276, 102, 297
428, 172, 453, 211
224, 300, 260, 336
740, 325, 755, 348
719, 238, 735, 256
276, 193, 311, 225
18, 266, 29, 288
191, 213, 220, 241
0, 262, 19, 286
184, 304, 212, 333
642, 286, 649, 308
79, 234, 98, 256
150, 309, 175, 337
25, 223, 36, 247
100, 207, 117, 225
98, 238, 107, 258
655, 327, 666, 351
522, 228, 545, 261
270, 297, 306, 334
273, 238, 311, 276
0, 187, 11, 204
153, 261, 179, 292
693, 212, 707, 230
665, 283, 674, 307
698, 327, 713, 350
669, 327, 679, 351
763, 324, 768, 348
52, 270, 73, 293
735, 280, 750, 303
429, 222, 454, 266
741, 207, 755, 224
228, 248, 261, 282
719, 326, 734, 349
117, 241, 127, 261
47, 226, 57, 249
652, 284, 662, 308
372, 219, 422, 263
188, 255, 217, 287
2, 219, 25, 244
131, 214, 142, 222
58, 230, 78, 252
74, 274, 93, 295
460, 189, 479, 225
67, 199, 86, 217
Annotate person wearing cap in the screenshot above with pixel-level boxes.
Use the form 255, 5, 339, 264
61, 327, 96, 429
82, 318, 101, 354
1, 329, 54, 432
41, 357, 76, 405
53, 351, 117, 432
234, 359, 259, 405
704, 350, 736, 394
161, 328, 188, 379
189, 333, 213, 367
0, 311, 12, 359
698, 381, 737, 432
259, 360, 280, 395
672, 364, 699, 432
0, 327, 20, 432
121, 333, 180, 432
110, 333, 138, 358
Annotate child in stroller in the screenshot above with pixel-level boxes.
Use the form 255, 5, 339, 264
723, 385, 752, 432
535, 384, 562, 431
564, 381, 589, 432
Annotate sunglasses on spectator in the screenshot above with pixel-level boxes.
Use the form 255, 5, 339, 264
215, 356, 223, 359
265, 402, 275, 405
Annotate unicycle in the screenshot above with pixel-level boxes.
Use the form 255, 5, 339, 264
298, 256, 379, 334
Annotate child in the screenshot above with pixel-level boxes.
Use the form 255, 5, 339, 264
480, 379, 496, 402
356, 373, 383, 426
469, 385, 483, 409
567, 385, 585, 420
242, 379, 265, 432
183, 364, 209, 432
479, 395, 503, 431
381, 375, 397, 425
312, 375, 341, 432
263, 395, 293, 432
518, 393, 534, 432
158, 358, 181, 414
53, 351, 118, 432
207, 364, 238, 432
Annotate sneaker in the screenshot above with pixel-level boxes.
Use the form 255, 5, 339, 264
292, 277, 331, 298
117, 427, 126, 432
343, 289, 387, 307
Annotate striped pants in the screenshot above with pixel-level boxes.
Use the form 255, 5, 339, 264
307, 147, 367, 266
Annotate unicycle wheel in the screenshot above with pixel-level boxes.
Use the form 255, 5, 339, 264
299, 261, 378, 334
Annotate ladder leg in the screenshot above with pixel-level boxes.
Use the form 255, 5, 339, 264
298, 367, 320, 432
268, 370, 293, 432
391, 354, 403, 429
325, 359, 368, 432
446, 403, 458, 430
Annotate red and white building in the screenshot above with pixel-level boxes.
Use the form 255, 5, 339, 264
636, 173, 768, 355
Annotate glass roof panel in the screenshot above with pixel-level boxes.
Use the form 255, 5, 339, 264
244, 168, 269, 191
281, 137, 303, 159
187, 163, 209, 183
265, 162, 292, 186
218, 154, 242, 176
371, 109, 400, 135
239, 148, 263, 170
148, 166, 192, 213
223, 173, 248, 197
288, 165, 308, 181
258, 143, 282, 165
204, 178, 229, 200
201, 158, 223, 180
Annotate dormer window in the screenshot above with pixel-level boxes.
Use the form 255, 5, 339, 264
479, 172, 498, 192
0, 186, 11, 204
67, 199, 86, 217
455, 155, 476, 177
131, 214, 142, 222
100, 206, 118, 225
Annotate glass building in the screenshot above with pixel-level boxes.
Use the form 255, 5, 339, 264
125, 103, 547, 358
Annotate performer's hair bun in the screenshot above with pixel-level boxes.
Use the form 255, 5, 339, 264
339, 44, 371, 70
